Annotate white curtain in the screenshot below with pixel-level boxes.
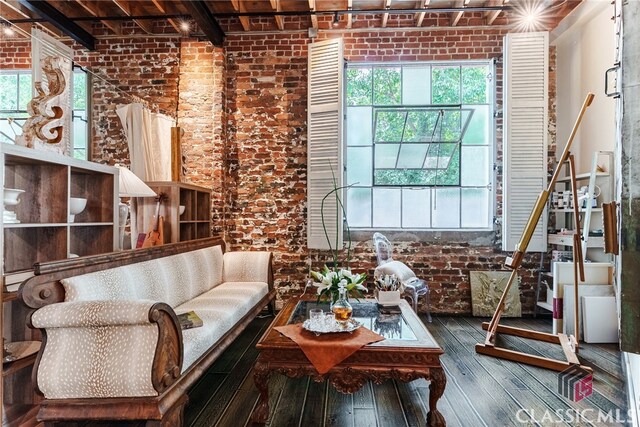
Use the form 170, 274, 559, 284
116, 103, 174, 181
116, 103, 174, 245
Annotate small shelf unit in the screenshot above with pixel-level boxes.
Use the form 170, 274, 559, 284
136, 181, 212, 244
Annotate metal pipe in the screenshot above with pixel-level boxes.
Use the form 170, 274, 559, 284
6, 6, 511, 24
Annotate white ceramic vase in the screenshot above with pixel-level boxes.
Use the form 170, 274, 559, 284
3, 188, 25, 224
69, 197, 87, 223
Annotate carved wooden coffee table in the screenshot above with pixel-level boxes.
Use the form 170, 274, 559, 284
251, 297, 446, 426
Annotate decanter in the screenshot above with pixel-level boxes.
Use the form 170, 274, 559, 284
332, 283, 353, 324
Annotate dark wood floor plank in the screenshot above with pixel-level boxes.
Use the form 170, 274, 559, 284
184, 372, 227, 427
353, 408, 378, 427
209, 316, 271, 374
299, 379, 328, 426
352, 381, 375, 409
428, 318, 522, 426
372, 381, 407, 427
188, 326, 266, 427
267, 377, 309, 427
325, 385, 354, 427
395, 380, 428, 427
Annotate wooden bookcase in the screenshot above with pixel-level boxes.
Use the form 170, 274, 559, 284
135, 181, 212, 244
0, 143, 119, 421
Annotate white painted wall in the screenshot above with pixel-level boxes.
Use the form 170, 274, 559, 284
553, 1, 616, 173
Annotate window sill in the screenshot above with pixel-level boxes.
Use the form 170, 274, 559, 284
349, 229, 497, 246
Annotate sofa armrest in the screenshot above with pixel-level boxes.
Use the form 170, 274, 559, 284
223, 251, 273, 288
30, 300, 182, 400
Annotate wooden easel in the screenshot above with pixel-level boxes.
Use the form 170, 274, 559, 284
475, 93, 595, 373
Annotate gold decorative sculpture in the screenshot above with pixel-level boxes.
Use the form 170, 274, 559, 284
18, 56, 66, 148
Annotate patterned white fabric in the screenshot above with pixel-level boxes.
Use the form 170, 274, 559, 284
374, 260, 417, 283
223, 251, 270, 283
61, 245, 224, 308
175, 281, 269, 372
32, 300, 159, 399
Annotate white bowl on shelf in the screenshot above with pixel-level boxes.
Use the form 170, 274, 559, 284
69, 197, 87, 223
3, 188, 25, 224
179, 205, 186, 216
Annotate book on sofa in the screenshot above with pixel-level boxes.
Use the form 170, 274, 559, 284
177, 311, 204, 330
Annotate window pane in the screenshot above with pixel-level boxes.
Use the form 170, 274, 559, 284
462, 105, 489, 145
347, 67, 372, 106
374, 144, 399, 168
462, 66, 488, 104
347, 147, 372, 186
440, 110, 462, 142
0, 74, 18, 110
18, 74, 32, 110
432, 188, 460, 228
432, 66, 460, 104
347, 106, 372, 146
73, 71, 87, 110
347, 187, 372, 228
373, 67, 401, 105
374, 110, 405, 142
402, 66, 430, 105
461, 146, 489, 186
73, 112, 88, 160
397, 144, 428, 169
403, 110, 440, 142
373, 188, 401, 227
402, 188, 431, 228
461, 188, 489, 228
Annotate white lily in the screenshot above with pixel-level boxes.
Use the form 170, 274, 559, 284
341, 269, 353, 279
316, 284, 329, 295
355, 283, 368, 292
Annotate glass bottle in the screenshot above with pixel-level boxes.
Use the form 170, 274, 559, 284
332, 283, 353, 324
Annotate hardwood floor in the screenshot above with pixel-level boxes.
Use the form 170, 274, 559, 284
185, 314, 630, 427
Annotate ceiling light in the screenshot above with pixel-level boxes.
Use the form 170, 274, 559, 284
332, 12, 340, 27
180, 21, 190, 32
511, 0, 546, 32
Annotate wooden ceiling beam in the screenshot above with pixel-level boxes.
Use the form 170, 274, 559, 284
0, 0, 60, 37
75, 0, 122, 34
308, 0, 317, 29
381, 0, 391, 28
450, 0, 464, 26
269, 0, 284, 30
484, 0, 505, 25
46, 1, 95, 34
182, 0, 224, 46
415, 0, 430, 27
16, 0, 96, 49
151, 0, 180, 33
230, 0, 250, 31
111, 0, 154, 33
347, 0, 352, 28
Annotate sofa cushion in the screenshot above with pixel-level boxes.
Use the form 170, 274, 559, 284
223, 252, 271, 283
61, 245, 224, 308
174, 281, 269, 372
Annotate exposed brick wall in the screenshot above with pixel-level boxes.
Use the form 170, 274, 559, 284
223, 28, 554, 314
178, 41, 226, 235
0, 40, 31, 68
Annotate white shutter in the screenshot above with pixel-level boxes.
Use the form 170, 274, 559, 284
31, 28, 73, 155
502, 32, 548, 252
307, 38, 344, 250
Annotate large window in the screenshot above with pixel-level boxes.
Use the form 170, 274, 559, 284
345, 61, 494, 230
0, 67, 90, 160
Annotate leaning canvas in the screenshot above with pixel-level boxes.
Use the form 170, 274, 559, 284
470, 271, 522, 317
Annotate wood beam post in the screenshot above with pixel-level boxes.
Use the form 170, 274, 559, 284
231, 0, 250, 31
269, 0, 284, 30
112, 0, 154, 33
347, 0, 353, 28
415, 0, 430, 27
308, 0, 318, 29
484, 0, 504, 25
151, 0, 181, 33
450, 0, 464, 26
381, 0, 392, 28
16, 0, 95, 49
76, 0, 122, 35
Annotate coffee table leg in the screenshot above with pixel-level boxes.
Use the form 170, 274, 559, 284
426, 367, 446, 427
251, 361, 271, 424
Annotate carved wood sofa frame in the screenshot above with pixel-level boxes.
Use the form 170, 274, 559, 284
18, 237, 275, 426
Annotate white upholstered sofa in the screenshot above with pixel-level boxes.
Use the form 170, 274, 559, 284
19, 237, 275, 426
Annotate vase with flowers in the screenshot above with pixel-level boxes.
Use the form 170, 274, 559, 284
309, 167, 367, 315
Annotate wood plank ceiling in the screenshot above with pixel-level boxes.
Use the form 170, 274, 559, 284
0, 0, 581, 47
